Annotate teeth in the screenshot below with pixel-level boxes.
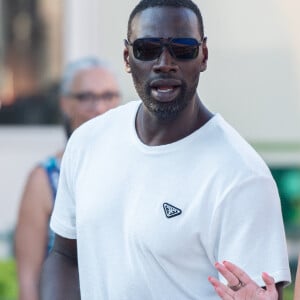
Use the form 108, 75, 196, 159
157, 88, 173, 93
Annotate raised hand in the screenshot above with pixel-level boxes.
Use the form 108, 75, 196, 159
208, 261, 278, 300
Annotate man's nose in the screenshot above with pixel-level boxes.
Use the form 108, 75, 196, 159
91, 99, 113, 115
153, 47, 179, 73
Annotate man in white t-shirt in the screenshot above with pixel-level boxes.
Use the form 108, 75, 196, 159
40, 0, 291, 299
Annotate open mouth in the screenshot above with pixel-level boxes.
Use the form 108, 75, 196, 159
150, 79, 181, 102
156, 86, 176, 93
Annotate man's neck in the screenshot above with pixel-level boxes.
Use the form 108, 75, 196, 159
135, 99, 213, 146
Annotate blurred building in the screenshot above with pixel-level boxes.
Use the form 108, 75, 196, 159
1, 0, 300, 141
0, 0, 62, 106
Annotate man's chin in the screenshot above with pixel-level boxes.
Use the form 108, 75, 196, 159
149, 103, 183, 121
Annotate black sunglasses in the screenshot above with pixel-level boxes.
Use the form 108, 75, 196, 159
125, 37, 204, 61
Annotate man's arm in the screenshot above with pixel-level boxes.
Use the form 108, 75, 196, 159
276, 281, 284, 300
39, 234, 80, 300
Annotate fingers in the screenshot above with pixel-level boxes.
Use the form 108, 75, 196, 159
222, 261, 252, 285
215, 262, 245, 290
214, 262, 241, 287
261, 272, 278, 295
208, 276, 234, 300
210, 261, 279, 300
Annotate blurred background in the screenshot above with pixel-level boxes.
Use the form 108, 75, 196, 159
0, 0, 300, 299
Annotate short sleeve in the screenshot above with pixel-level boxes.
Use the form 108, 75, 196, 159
209, 175, 291, 286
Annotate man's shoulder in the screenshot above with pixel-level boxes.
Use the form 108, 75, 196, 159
212, 114, 270, 176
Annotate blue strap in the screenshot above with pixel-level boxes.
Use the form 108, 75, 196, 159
41, 157, 60, 201
40, 157, 60, 254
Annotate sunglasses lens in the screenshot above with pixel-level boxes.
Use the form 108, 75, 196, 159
131, 38, 200, 61
171, 38, 199, 59
133, 39, 162, 61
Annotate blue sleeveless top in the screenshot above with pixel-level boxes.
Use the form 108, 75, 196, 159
41, 156, 60, 254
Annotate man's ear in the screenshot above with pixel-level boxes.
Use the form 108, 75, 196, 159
200, 37, 208, 72
123, 47, 131, 73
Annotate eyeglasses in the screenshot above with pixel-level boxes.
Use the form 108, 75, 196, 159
69, 91, 119, 109
70, 91, 120, 102
125, 37, 203, 61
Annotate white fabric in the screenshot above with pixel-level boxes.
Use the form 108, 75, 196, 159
51, 100, 291, 300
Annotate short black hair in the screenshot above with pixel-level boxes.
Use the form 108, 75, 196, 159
127, 0, 204, 40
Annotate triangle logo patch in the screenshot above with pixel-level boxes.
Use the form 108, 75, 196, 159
163, 203, 182, 218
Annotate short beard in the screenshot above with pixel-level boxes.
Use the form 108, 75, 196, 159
145, 96, 188, 121
133, 78, 191, 121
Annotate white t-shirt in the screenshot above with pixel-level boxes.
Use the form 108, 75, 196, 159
51, 100, 291, 300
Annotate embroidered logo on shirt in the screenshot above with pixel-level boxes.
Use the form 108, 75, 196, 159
163, 203, 182, 218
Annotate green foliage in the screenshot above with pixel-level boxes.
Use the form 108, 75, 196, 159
271, 168, 300, 229
0, 259, 18, 300
284, 283, 294, 300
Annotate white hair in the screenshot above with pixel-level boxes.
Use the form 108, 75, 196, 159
60, 56, 117, 96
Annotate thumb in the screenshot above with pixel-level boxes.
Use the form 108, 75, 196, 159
262, 272, 277, 294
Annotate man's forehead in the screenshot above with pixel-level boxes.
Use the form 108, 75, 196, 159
130, 6, 199, 38
71, 68, 118, 92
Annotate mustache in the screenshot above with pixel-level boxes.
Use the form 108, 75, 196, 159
148, 74, 180, 81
